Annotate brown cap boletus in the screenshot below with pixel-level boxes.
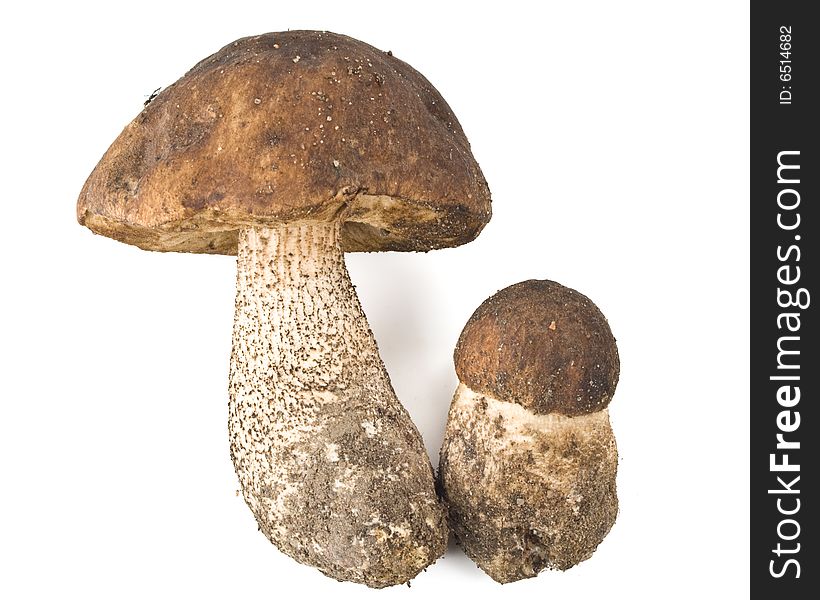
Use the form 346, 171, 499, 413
439, 280, 619, 583
77, 31, 491, 588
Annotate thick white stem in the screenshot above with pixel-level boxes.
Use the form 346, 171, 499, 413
228, 222, 446, 588
439, 383, 618, 583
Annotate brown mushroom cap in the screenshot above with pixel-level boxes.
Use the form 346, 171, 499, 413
454, 280, 619, 416
77, 31, 491, 254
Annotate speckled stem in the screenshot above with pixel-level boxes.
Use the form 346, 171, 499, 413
228, 222, 447, 588
439, 383, 618, 583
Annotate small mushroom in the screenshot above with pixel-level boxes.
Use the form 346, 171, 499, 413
77, 31, 491, 588
439, 280, 619, 583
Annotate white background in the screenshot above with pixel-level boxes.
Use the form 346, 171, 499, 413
0, 1, 749, 598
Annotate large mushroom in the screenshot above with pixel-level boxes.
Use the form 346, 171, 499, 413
77, 31, 491, 588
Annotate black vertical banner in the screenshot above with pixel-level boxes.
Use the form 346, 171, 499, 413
751, 3, 818, 598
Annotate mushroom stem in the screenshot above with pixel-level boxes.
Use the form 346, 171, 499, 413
440, 383, 618, 582
228, 222, 446, 587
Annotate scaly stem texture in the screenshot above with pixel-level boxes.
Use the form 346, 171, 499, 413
229, 222, 446, 588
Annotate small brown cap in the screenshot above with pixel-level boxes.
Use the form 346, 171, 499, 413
77, 31, 490, 254
454, 280, 619, 416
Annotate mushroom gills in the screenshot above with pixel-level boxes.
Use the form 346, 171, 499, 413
228, 221, 446, 588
